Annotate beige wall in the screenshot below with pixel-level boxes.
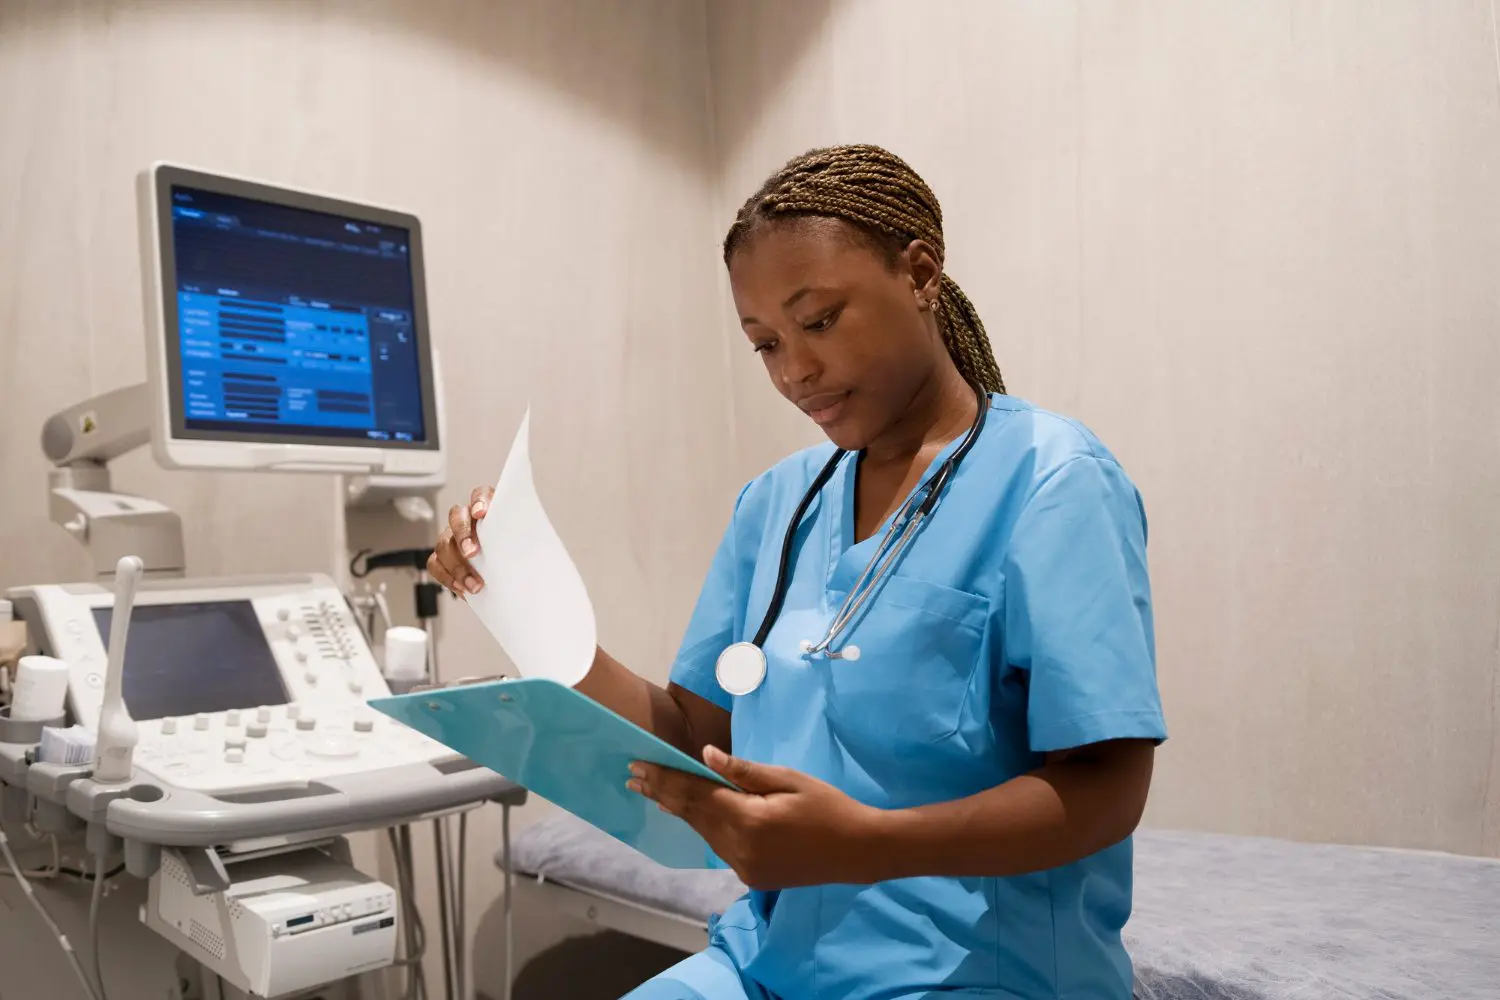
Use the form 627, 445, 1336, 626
708, 0, 1500, 858
0, 0, 730, 995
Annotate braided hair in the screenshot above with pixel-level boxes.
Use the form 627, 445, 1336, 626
723, 144, 1005, 394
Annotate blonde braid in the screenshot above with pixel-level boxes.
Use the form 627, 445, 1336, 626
724, 144, 1005, 394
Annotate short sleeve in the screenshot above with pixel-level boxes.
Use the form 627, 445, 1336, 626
1002, 455, 1167, 752
666, 485, 752, 713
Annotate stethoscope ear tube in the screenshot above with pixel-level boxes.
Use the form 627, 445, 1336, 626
747, 382, 990, 655
749, 446, 847, 648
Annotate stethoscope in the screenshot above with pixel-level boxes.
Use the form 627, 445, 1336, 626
715, 384, 990, 696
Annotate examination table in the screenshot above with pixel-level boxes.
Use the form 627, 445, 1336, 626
497, 813, 1499, 999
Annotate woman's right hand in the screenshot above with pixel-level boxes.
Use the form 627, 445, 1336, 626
428, 485, 495, 596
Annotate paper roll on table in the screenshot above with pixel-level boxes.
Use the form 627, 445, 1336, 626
465, 408, 598, 687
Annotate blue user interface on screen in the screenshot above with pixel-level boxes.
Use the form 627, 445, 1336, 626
168, 185, 426, 444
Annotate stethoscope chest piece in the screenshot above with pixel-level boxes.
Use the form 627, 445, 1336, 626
715, 641, 768, 696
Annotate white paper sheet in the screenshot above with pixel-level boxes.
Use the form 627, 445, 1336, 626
465, 408, 597, 687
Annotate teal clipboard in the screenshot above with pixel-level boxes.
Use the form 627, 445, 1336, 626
367, 677, 734, 869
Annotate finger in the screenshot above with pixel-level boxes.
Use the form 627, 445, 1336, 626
425, 548, 459, 596
630, 763, 719, 818
448, 502, 479, 560
702, 746, 800, 794
434, 525, 482, 596
626, 776, 679, 814
469, 485, 495, 521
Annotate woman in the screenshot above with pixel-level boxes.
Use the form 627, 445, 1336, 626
430, 145, 1166, 1000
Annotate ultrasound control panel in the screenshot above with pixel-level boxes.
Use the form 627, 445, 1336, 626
9, 574, 459, 795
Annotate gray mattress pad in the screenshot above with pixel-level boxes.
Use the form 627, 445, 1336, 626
499, 814, 1500, 999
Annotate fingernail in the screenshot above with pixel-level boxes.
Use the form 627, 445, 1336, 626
465, 576, 483, 594
472, 501, 486, 516
460, 539, 477, 558
625, 780, 641, 794
628, 763, 644, 778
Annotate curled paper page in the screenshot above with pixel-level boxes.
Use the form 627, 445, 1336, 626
466, 408, 597, 687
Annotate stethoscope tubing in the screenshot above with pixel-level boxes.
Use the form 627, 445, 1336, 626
753, 383, 990, 653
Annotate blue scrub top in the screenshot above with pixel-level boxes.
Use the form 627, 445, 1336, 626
667, 394, 1167, 1000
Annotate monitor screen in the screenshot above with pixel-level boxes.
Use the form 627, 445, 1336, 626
161, 181, 432, 447
92, 601, 289, 722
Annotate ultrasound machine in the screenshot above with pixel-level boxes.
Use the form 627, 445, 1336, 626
0, 165, 523, 1000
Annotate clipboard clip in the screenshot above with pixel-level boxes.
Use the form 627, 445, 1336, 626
401, 674, 512, 694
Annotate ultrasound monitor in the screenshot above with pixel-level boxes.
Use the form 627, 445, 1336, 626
138, 163, 443, 476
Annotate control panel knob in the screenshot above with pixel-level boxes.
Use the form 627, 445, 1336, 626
257, 707, 272, 724
296, 715, 317, 731
307, 733, 358, 759
194, 713, 211, 731
353, 716, 375, 733
227, 710, 241, 726
160, 718, 178, 735
226, 748, 245, 764
287, 705, 301, 721
248, 722, 268, 738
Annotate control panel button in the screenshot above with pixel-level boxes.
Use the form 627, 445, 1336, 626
226, 748, 245, 764
286, 625, 302, 639
86, 673, 102, 689
257, 707, 272, 724
226, 710, 241, 726
225, 735, 247, 750
160, 719, 178, 735
295, 651, 309, 664
296, 716, 317, 731
348, 680, 363, 696
304, 672, 318, 686
277, 608, 291, 622
247, 722, 268, 738
194, 713, 211, 731
287, 705, 301, 721
353, 716, 375, 733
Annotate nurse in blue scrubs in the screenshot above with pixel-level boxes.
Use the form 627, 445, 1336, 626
431, 144, 1167, 999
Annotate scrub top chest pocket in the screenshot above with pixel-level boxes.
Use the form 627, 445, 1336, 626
824, 574, 991, 748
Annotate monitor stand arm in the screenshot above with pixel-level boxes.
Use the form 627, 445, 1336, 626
41, 382, 185, 580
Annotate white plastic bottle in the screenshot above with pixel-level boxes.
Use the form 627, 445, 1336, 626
11, 655, 70, 722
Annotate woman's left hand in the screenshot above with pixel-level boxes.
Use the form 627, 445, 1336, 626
628, 747, 881, 890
